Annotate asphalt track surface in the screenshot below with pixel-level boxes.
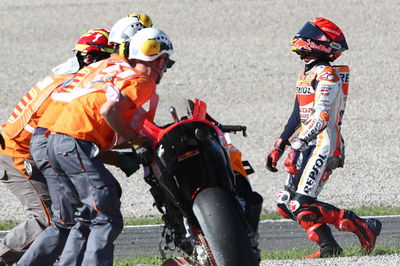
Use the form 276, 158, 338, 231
82, 215, 400, 265
2, 215, 398, 264
97, 216, 400, 257
113, 215, 400, 258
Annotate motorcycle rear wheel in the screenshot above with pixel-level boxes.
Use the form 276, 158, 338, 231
192, 187, 258, 266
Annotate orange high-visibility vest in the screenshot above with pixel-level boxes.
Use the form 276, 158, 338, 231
0, 74, 72, 177
2, 74, 71, 139
49, 55, 157, 150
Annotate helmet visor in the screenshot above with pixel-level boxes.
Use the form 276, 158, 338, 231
295, 22, 330, 42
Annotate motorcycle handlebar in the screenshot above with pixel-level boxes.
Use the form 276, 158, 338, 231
217, 124, 247, 137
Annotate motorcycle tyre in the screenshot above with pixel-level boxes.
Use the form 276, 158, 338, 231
192, 187, 259, 266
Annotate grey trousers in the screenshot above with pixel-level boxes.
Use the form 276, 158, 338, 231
0, 152, 51, 265
47, 133, 123, 266
16, 132, 82, 266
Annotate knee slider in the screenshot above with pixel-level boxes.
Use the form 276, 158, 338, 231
277, 190, 291, 205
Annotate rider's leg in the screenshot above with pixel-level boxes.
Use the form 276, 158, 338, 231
292, 142, 381, 254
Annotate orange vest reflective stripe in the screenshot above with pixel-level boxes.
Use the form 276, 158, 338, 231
51, 55, 148, 104
131, 92, 159, 132
1, 74, 71, 139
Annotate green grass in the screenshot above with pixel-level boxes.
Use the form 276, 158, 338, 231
260, 205, 400, 221
114, 255, 164, 266
347, 206, 400, 216
0, 220, 18, 231
123, 217, 163, 226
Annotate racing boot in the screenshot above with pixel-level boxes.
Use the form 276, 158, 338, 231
300, 222, 343, 258
334, 210, 382, 253
297, 201, 382, 253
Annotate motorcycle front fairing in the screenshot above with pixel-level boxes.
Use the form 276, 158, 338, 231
138, 97, 260, 264
141, 99, 237, 218
155, 121, 236, 217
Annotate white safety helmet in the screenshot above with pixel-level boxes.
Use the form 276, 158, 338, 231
128, 28, 174, 62
109, 13, 153, 45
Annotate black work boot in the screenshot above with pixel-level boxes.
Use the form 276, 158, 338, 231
304, 224, 343, 258
1, 250, 26, 266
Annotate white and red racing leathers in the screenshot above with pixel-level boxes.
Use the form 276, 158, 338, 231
274, 60, 381, 256
280, 61, 350, 199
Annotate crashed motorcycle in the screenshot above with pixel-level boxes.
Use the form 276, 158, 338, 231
137, 97, 263, 266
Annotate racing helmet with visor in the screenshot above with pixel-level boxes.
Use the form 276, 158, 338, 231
291, 17, 348, 61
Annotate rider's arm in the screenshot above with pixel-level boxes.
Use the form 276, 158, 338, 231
279, 97, 301, 145
297, 68, 340, 143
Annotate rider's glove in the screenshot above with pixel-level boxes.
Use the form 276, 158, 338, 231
0, 134, 4, 150
117, 151, 141, 177
283, 138, 307, 175
265, 138, 286, 172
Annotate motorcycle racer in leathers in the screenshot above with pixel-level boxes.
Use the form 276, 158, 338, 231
265, 17, 382, 258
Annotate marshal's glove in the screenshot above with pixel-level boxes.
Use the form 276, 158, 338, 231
283, 138, 307, 175
265, 138, 286, 172
117, 151, 141, 177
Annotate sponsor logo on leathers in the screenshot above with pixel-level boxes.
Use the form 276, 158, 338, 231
304, 154, 327, 194
339, 73, 349, 83
297, 86, 314, 94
